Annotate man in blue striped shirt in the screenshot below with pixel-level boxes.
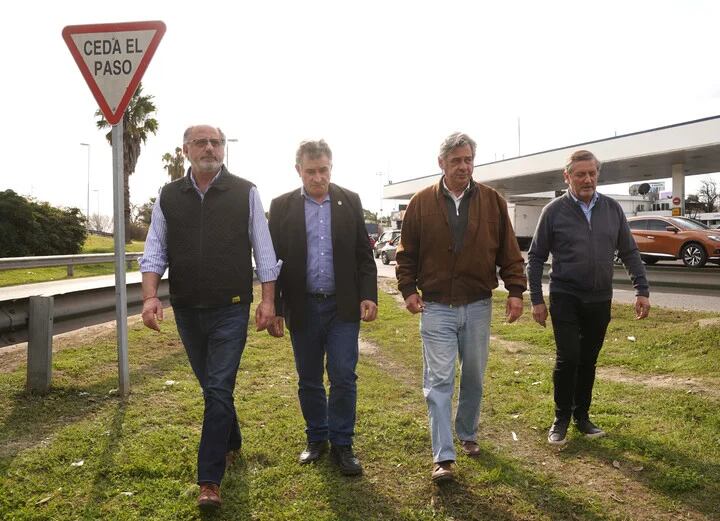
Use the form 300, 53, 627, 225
140, 124, 280, 510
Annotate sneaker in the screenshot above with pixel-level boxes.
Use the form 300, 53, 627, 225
431, 461, 455, 482
547, 417, 570, 445
575, 419, 606, 438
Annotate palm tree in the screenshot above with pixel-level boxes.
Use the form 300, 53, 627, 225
162, 147, 185, 181
96, 82, 158, 243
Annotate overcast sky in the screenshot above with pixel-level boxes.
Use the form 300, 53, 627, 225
3, 0, 719, 219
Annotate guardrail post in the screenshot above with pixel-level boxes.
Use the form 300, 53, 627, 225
26, 296, 54, 394
67, 264, 74, 277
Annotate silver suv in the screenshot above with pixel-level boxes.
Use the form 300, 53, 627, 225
373, 230, 401, 258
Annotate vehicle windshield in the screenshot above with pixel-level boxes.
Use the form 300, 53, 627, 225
669, 217, 710, 230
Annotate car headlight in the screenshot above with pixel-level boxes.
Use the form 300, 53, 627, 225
708, 235, 720, 241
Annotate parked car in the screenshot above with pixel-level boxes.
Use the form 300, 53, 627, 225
625, 215, 720, 267
380, 235, 401, 265
373, 230, 401, 258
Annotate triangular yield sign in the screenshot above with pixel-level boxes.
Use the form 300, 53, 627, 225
62, 21, 166, 126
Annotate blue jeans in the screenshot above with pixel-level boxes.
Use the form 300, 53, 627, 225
420, 298, 492, 463
289, 295, 360, 446
174, 303, 249, 485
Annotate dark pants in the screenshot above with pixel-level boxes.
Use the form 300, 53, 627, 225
289, 295, 360, 446
549, 293, 611, 422
174, 303, 249, 485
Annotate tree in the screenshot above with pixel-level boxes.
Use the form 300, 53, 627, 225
88, 213, 113, 233
697, 178, 718, 212
133, 197, 155, 227
162, 147, 185, 181
0, 190, 87, 256
363, 209, 378, 223
96, 82, 158, 243
684, 194, 703, 218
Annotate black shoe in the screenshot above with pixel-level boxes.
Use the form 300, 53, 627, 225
548, 417, 570, 445
330, 444, 363, 476
299, 440, 328, 464
574, 419, 606, 438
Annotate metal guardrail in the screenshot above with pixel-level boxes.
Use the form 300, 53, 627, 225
540, 264, 720, 292
0, 253, 142, 277
0, 279, 169, 349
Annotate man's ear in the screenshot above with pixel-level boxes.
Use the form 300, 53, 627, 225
295, 164, 301, 176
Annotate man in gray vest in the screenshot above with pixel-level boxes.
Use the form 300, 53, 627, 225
527, 149, 650, 446
140, 125, 280, 510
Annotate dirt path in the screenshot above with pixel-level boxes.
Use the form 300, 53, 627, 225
361, 282, 716, 520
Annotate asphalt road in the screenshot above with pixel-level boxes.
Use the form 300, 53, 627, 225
374, 258, 720, 312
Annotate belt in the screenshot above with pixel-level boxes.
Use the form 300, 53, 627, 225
306, 293, 336, 299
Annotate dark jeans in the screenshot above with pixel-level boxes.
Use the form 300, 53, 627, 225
549, 293, 611, 422
174, 303, 250, 485
289, 295, 360, 446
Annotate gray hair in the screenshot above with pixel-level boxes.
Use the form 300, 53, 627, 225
183, 125, 226, 144
439, 132, 477, 159
565, 149, 601, 174
295, 139, 332, 166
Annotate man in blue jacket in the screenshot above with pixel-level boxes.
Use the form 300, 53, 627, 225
527, 149, 651, 445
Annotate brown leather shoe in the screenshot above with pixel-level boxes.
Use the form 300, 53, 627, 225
460, 440, 481, 457
431, 461, 455, 482
197, 483, 221, 509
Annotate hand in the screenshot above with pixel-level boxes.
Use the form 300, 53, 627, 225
532, 303, 548, 327
255, 300, 275, 331
634, 296, 650, 320
141, 297, 163, 332
360, 300, 378, 322
505, 297, 523, 323
267, 316, 285, 337
404, 293, 425, 314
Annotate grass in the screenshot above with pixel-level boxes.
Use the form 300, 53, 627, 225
0, 235, 144, 288
0, 285, 718, 519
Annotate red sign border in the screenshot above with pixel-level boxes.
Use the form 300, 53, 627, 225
62, 21, 166, 126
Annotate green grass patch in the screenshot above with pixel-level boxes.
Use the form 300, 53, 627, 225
0, 288, 718, 519
0, 235, 145, 287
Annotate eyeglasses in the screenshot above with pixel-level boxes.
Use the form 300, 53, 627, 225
187, 138, 226, 148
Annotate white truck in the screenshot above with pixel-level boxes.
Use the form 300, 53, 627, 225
506, 200, 546, 250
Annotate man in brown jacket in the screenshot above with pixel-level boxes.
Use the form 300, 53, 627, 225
396, 132, 526, 482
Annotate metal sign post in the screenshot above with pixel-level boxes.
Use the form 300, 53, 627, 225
112, 123, 129, 395
63, 21, 165, 397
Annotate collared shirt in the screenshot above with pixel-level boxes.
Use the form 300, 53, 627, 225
139, 169, 281, 283
568, 189, 599, 224
441, 178, 472, 215
302, 187, 335, 294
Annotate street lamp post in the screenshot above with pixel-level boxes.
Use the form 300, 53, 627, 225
93, 189, 100, 217
80, 143, 90, 228
226, 138, 238, 171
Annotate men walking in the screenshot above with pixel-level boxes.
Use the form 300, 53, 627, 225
526, 149, 650, 445
140, 125, 280, 509
267, 139, 377, 475
395, 132, 526, 482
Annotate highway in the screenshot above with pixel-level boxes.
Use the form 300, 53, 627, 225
374, 259, 720, 312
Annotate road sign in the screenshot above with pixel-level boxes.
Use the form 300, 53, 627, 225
62, 21, 166, 125
672, 196, 681, 206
